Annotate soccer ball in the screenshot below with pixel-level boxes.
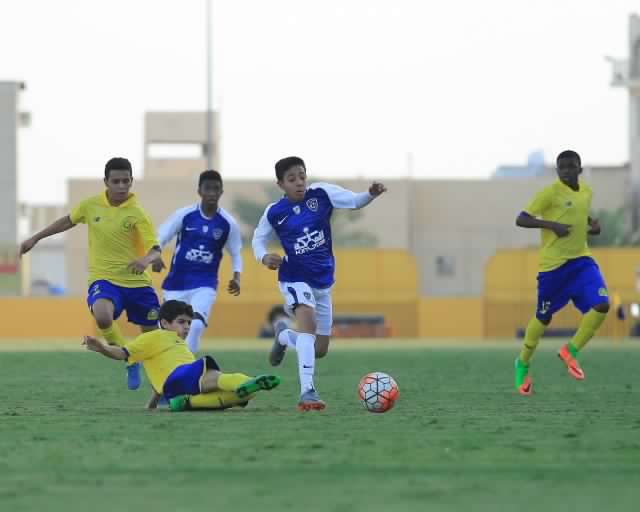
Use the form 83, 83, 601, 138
357, 372, 399, 413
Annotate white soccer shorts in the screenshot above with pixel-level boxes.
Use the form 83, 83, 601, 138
278, 281, 333, 336
162, 287, 217, 325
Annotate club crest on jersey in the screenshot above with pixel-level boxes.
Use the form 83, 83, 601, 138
598, 287, 608, 297
565, 201, 573, 207
306, 198, 319, 212
147, 308, 159, 321
121, 217, 135, 232
293, 206, 301, 215
94, 217, 101, 223
304, 292, 312, 300
203, 225, 209, 233
212, 228, 223, 240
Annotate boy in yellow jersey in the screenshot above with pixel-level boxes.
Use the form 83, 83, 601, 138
19, 158, 163, 390
82, 300, 281, 411
514, 150, 610, 395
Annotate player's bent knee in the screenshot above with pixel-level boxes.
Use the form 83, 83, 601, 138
593, 302, 610, 314
94, 314, 112, 330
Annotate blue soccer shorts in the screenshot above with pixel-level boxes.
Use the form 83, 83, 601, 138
536, 256, 609, 321
87, 279, 160, 326
162, 355, 220, 399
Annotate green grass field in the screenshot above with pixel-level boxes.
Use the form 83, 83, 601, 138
2, 339, 640, 512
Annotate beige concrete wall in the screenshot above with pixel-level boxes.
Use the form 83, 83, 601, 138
65, 171, 628, 297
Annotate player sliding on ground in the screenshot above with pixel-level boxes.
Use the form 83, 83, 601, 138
514, 150, 610, 395
252, 156, 386, 411
82, 300, 281, 411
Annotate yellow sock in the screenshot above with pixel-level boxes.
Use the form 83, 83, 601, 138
217, 373, 252, 392
189, 391, 253, 410
569, 309, 608, 353
519, 317, 546, 364
99, 323, 126, 347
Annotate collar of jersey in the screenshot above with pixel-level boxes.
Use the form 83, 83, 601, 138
555, 178, 581, 193
198, 203, 219, 220
101, 191, 136, 207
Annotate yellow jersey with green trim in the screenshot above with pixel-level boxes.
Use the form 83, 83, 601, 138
523, 179, 592, 272
70, 192, 159, 287
124, 329, 195, 393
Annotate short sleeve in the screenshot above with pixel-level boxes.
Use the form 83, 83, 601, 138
124, 333, 152, 364
135, 209, 160, 252
524, 188, 552, 217
69, 199, 89, 225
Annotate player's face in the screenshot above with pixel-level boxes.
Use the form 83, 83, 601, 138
199, 180, 223, 208
162, 314, 192, 340
278, 165, 307, 202
104, 170, 133, 203
556, 157, 581, 186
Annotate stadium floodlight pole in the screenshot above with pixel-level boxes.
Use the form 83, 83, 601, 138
205, 0, 214, 169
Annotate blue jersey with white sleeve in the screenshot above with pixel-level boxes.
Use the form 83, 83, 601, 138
252, 183, 373, 289
158, 204, 242, 291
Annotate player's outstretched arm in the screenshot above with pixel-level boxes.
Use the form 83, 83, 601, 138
224, 214, 243, 295
19, 215, 75, 257
516, 212, 571, 238
310, 182, 386, 210
82, 336, 128, 360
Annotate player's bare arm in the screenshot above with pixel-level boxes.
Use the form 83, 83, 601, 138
146, 391, 162, 410
588, 217, 601, 235
128, 246, 163, 275
19, 215, 76, 257
227, 272, 241, 296
82, 336, 128, 360
516, 212, 571, 238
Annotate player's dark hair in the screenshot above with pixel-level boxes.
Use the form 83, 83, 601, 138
159, 300, 194, 324
556, 150, 581, 167
199, 169, 223, 188
104, 157, 133, 179
275, 156, 306, 181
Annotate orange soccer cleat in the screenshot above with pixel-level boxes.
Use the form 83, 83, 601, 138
558, 344, 585, 380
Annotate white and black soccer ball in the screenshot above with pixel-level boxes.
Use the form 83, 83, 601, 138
357, 371, 399, 413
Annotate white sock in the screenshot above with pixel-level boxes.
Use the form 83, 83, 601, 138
277, 328, 299, 348
186, 319, 205, 353
296, 333, 316, 394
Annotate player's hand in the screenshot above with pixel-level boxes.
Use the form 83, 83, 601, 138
369, 182, 387, 197
262, 253, 283, 270
151, 259, 166, 273
128, 257, 149, 274
19, 237, 37, 257
227, 278, 241, 296
551, 223, 571, 238
588, 218, 601, 235
82, 335, 102, 353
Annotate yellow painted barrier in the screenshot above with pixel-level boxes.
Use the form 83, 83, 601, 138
484, 248, 639, 338
419, 298, 484, 338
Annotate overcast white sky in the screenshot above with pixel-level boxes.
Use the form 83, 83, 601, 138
1, 0, 638, 204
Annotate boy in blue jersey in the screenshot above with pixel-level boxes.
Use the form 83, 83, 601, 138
514, 150, 610, 395
153, 170, 242, 353
252, 156, 386, 411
